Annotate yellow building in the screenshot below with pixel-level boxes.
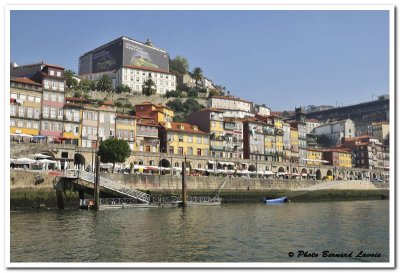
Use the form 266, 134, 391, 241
160, 122, 209, 156
155, 104, 174, 123
10, 77, 43, 138
290, 128, 299, 161
187, 108, 225, 157
115, 114, 136, 150
306, 149, 324, 166
135, 102, 174, 123
337, 150, 352, 168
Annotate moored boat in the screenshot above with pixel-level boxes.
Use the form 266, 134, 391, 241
263, 197, 289, 204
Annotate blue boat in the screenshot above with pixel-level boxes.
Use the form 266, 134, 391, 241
263, 197, 289, 204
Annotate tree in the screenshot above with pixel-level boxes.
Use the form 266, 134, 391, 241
183, 98, 203, 114
142, 79, 156, 96
191, 67, 203, 89
187, 89, 198, 98
98, 138, 132, 172
208, 89, 220, 98
116, 84, 131, 94
165, 90, 182, 98
169, 55, 189, 75
166, 99, 185, 112
97, 74, 112, 92
65, 70, 78, 90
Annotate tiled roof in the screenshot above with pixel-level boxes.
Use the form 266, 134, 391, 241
163, 122, 208, 135
116, 113, 137, 119
11, 77, 42, 86
210, 95, 251, 104
44, 63, 65, 70
305, 118, 320, 123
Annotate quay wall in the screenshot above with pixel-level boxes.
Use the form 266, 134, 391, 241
9, 170, 389, 209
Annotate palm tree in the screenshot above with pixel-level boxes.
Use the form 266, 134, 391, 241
142, 79, 156, 96
192, 67, 203, 89
97, 74, 112, 92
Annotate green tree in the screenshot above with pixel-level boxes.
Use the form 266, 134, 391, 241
165, 90, 182, 98
98, 138, 132, 172
89, 80, 97, 91
97, 74, 112, 92
187, 89, 198, 98
208, 89, 220, 98
166, 99, 185, 112
116, 84, 131, 94
169, 56, 189, 75
183, 98, 203, 114
65, 70, 78, 90
142, 79, 156, 96
191, 67, 203, 89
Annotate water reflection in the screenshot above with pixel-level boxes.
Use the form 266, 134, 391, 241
10, 200, 389, 263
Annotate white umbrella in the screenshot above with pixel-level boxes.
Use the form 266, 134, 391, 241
33, 153, 52, 159
15, 157, 36, 163
37, 159, 57, 164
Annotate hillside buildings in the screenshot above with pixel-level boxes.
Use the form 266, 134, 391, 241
313, 119, 355, 146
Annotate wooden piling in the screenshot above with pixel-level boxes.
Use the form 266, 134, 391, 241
181, 160, 188, 207
56, 189, 64, 209
94, 155, 101, 211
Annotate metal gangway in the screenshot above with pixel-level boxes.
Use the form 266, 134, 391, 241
63, 169, 150, 204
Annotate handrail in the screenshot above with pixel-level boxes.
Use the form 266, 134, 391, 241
77, 170, 150, 203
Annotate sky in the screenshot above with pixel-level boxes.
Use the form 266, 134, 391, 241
10, 10, 389, 111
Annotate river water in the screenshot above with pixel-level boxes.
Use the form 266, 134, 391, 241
10, 200, 389, 264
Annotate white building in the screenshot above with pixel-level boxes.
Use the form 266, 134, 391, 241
313, 119, 355, 146
208, 96, 252, 112
305, 118, 322, 134
116, 66, 176, 94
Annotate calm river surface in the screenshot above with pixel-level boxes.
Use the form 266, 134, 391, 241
10, 200, 389, 263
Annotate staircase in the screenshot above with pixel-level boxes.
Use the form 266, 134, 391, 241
69, 170, 150, 204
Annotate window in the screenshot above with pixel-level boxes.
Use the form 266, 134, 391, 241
168, 146, 174, 154
197, 137, 201, 144
35, 97, 41, 103
50, 122, 56, 131
188, 147, 193, 155
18, 107, 24, 117
49, 70, 55, 76
188, 136, 193, 143
197, 149, 202, 156
57, 123, 63, 132
50, 108, 56, 119
178, 135, 184, 142
99, 113, 104, 123
18, 120, 24, 128
58, 109, 63, 119
58, 94, 64, 102
11, 93, 17, 99
28, 95, 34, 102
27, 108, 33, 118
52, 81, 57, 88
10, 105, 16, 116
56, 71, 61, 77
179, 147, 184, 155
98, 128, 104, 137
51, 93, 56, 102
20, 94, 26, 101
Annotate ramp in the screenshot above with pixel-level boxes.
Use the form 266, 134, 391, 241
300, 180, 377, 191
60, 170, 150, 204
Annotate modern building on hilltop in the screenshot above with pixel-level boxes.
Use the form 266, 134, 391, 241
78, 36, 176, 94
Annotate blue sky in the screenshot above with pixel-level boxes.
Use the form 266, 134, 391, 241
10, 10, 389, 111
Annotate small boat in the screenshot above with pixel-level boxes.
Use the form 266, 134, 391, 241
263, 197, 289, 204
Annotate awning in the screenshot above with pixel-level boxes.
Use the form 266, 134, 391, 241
32, 135, 46, 139
12, 158, 36, 164
207, 160, 216, 164
11, 133, 33, 138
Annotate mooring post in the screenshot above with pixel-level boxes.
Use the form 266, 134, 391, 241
94, 155, 101, 211
181, 158, 188, 207
56, 189, 64, 210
